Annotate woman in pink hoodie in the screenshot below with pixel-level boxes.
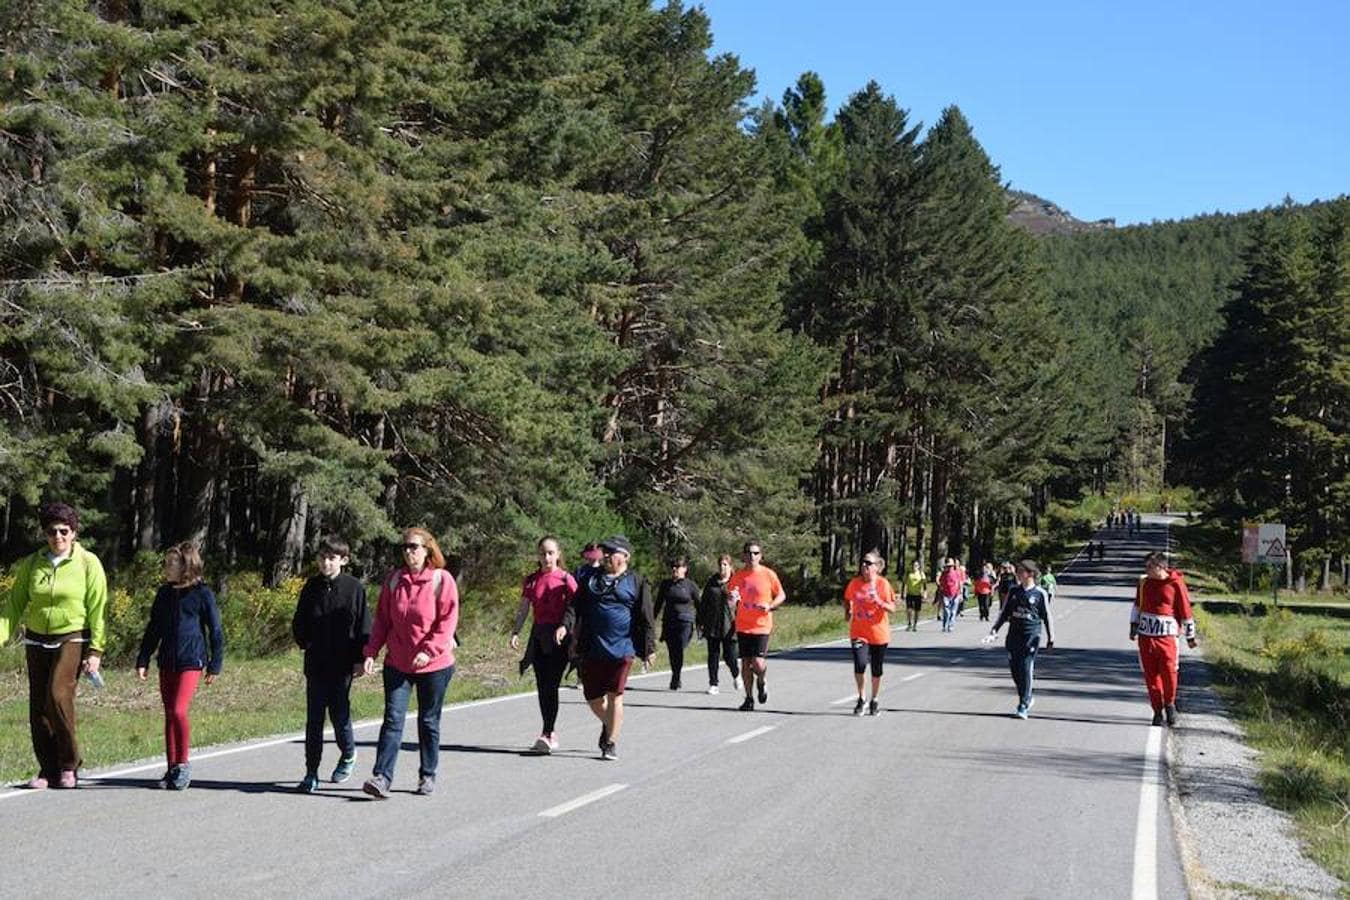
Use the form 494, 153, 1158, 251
361, 528, 459, 799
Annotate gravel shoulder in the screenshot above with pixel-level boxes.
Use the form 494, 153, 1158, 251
1168, 655, 1343, 899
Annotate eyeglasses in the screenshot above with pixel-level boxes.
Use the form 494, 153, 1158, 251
402, 543, 425, 552
45, 526, 72, 537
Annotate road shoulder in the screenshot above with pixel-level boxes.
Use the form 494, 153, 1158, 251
1167, 656, 1342, 899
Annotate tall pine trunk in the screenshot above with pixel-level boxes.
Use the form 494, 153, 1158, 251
270, 482, 308, 586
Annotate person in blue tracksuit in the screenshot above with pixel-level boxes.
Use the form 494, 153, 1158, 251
984, 559, 1054, 719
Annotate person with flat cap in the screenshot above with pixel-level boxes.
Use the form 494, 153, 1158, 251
560, 535, 655, 760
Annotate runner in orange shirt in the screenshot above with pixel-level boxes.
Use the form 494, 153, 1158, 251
844, 552, 896, 716
728, 541, 787, 711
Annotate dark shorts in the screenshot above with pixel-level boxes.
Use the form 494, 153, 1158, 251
851, 639, 887, 676
736, 632, 771, 659
580, 656, 634, 701
905, 595, 924, 611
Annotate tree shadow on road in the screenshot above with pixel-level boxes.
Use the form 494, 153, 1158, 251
351, 739, 545, 758
619, 699, 847, 718
880, 705, 1147, 728
932, 745, 1159, 783
87, 776, 292, 794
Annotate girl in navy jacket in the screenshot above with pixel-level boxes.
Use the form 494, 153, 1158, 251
136, 542, 224, 790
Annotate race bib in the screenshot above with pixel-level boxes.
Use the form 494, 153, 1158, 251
1136, 613, 1178, 637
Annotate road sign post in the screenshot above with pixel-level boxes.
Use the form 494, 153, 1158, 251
1246, 523, 1288, 607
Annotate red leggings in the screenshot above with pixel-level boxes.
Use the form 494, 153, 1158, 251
159, 669, 202, 765
1137, 637, 1179, 711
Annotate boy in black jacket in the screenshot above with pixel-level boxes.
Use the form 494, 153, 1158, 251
291, 535, 369, 793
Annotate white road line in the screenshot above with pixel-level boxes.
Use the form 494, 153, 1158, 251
1131, 726, 1164, 900
900, 672, 927, 682
726, 725, 776, 745
830, 694, 862, 705
946, 655, 967, 665
538, 783, 628, 818
0, 686, 550, 802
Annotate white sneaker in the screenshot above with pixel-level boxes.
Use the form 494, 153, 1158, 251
531, 735, 551, 754
732, 676, 742, 691
707, 684, 720, 695
546, 732, 560, 751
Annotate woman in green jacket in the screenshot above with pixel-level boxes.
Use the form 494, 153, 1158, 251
0, 502, 108, 789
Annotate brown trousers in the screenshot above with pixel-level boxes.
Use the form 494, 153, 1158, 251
26, 638, 84, 776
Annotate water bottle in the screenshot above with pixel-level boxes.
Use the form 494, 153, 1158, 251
86, 669, 105, 689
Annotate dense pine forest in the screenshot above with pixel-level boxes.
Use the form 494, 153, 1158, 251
2, 1, 1345, 591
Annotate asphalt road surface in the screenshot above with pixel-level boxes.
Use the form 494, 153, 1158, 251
2, 517, 1193, 899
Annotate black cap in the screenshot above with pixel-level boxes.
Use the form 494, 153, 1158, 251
600, 535, 633, 556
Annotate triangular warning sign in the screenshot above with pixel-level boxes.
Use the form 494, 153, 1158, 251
1264, 538, 1287, 558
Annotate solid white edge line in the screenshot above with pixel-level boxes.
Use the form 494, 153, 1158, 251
726, 725, 776, 745
0, 684, 559, 801
538, 783, 628, 819
1131, 726, 1163, 900
830, 694, 861, 705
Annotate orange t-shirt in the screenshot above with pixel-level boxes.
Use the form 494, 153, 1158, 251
846, 576, 895, 645
729, 566, 784, 635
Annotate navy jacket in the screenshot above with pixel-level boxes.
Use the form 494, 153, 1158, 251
291, 573, 369, 678
136, 582, 225, 674
563, 569, 655, 662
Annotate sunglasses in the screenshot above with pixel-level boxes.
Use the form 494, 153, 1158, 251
45, 526, 73, 537
746, 550, 762, 556
862, 560, 879, 567
402, 543, 426, 552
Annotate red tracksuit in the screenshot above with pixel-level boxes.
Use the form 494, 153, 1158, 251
1131, 570, 1195, 711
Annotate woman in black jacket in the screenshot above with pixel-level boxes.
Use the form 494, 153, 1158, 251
136, 542, 224, 791
696, 555, 740, 696
655, 557, 700, 691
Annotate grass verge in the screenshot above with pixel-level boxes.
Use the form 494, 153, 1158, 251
1194, 603, 1349, 884
0, 605, 848, 784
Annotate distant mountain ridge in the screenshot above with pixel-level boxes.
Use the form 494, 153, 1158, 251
1007, 190, 1115, 236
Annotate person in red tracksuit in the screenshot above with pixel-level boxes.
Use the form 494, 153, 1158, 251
1130, 552, 1197, 727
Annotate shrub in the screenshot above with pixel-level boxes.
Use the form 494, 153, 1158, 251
1259, 626, 1347, 731
216, 571, 305, 658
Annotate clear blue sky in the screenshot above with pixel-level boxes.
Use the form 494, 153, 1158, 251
696, 1, 1348, 225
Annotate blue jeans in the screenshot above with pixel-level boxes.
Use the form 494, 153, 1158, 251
304, 672, 354, 773
940, 597, 959, 630
1007, 629, 1040, 708
373, 664, 454, 781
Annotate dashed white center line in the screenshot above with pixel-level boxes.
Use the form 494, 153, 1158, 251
900, 672, 927, 682
726, 726, 776, 744
538, 783, 628, 818
831, 695, 861, 705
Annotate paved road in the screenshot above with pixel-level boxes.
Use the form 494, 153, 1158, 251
3, 518, 1193, 899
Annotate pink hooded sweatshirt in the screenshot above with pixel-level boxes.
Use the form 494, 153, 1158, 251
365, 566, 459, 673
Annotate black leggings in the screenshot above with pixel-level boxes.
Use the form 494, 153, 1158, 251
977, 593, 992, 620
664, 620, 694, 683
705, 635, 740, 685
851, 641, 887, 676
533, 647, 567, 733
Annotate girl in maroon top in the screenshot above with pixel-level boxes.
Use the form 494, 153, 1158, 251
510, 537, 577, 754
